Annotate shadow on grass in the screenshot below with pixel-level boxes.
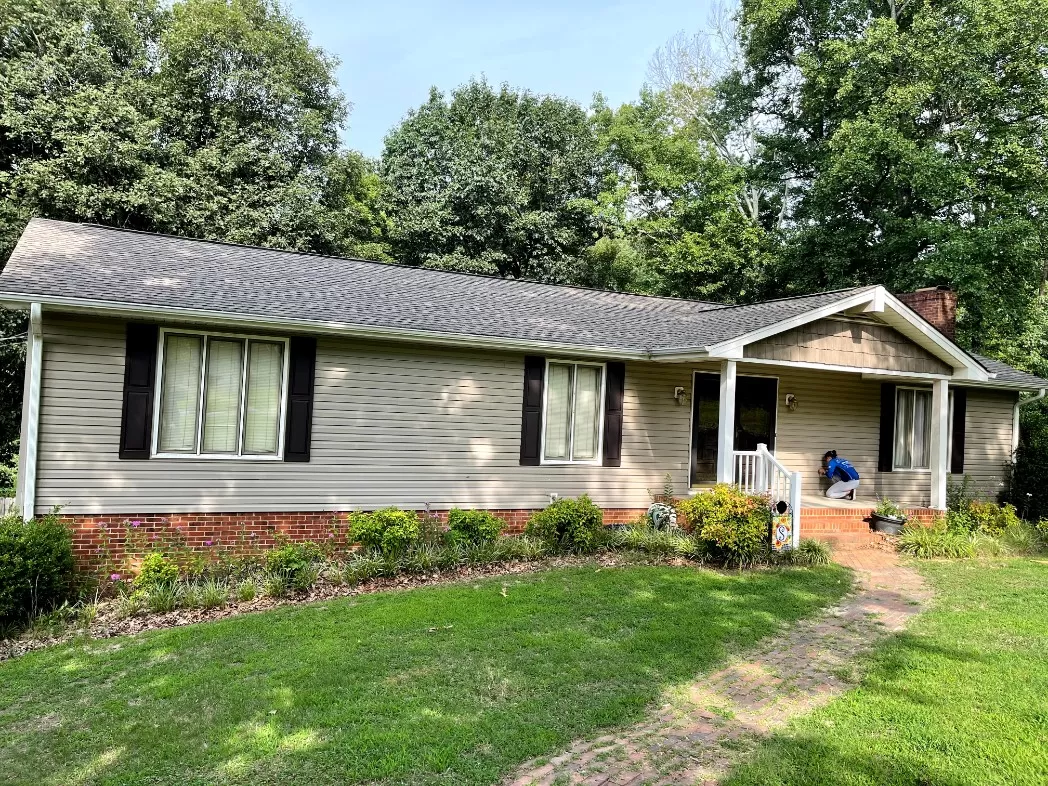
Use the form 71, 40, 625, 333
0, 564, 850, 786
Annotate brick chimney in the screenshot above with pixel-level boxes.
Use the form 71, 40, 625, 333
896, 286, 957, 340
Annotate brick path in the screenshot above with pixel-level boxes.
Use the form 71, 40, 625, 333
504, 549, 931, 786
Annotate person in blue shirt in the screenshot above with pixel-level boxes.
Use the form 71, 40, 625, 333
819, 450, 860, 500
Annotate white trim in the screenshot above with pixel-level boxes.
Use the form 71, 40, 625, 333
892, 385, 935, 472
716, 360, 737, 483
19, 303, 42, 520
738, 357, 950, 380
151, 327, 290, 460
0, 292, 653, 362
930, 379, 949, 510
539, 359, 607, 465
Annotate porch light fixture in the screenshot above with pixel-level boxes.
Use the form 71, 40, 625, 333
674, 386, 689, 406
785, 393, 798, 411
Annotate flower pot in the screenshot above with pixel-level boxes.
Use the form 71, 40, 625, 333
870, 512, 906, 535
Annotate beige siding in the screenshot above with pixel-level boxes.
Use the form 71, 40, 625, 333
34, 315, 693, 514
32, 315, 1016, 515
745, 317, 952, 375
693, 362, 1015, 507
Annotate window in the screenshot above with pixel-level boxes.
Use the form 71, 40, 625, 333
154, 330, 288, 458
542, 361, 604, 463
893, 387, 954, 471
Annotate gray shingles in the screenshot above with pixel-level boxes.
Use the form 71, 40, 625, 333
0, 219, 867, 354
0, 219, 1044, 390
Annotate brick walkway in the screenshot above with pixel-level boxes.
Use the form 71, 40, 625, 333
504, 549, 932, 786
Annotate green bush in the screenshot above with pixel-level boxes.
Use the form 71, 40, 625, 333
265, 542, 321, 589
347, 508, 421, 555
898, 519, 976, 559
793, 538, 832, 566
0, 513, 75, 624
967, 501, 1020, 536
134, 552, 179, 590
446, 509, 504, 545
524, 495, 604, 553
676, 485, 771, 567
874, 497, 905, 519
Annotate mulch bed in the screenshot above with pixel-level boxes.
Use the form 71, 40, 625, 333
1, 552, 695, 662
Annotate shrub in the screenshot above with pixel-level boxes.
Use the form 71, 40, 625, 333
198, 579, 229, 609
264, 572, 289, 598
999, 521, 1042, 555
946, 473, 977, 512
967, 501, 1020, 537
897, 519, 976, 559
117, 590, 147, 619
676, 485, 771, 567
0, 513, 75, 624
347, 508, 421, 555
447, 509, 504, 545
525, 495, 604, 553
146, 583, 180, 614
265, 542, 321, 589
134, 552, 179, 590
346, 550, 385, 583
794, 539, 832, 566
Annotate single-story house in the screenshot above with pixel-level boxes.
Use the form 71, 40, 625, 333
2, 219, 1046, 554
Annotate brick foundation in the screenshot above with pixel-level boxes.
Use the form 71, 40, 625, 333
801, 506, 939, 548
61, 508, 649, 571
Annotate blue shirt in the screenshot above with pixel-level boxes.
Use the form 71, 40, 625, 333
826, 457, 860, 482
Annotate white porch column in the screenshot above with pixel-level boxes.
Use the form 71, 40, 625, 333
15, 303, 43, 521
930, 378, 949, 510
716, 359, 737, 484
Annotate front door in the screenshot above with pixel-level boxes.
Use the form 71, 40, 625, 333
690, 372, 778, 487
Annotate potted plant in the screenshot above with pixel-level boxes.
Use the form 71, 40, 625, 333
870, 497, 906, 535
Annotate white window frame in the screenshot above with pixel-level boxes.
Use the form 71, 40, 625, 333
539, 359, 607, 465
151, 327, 290, 461
893, 386, 954, 473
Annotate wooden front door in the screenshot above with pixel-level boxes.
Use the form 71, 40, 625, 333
690, 372, 778, 487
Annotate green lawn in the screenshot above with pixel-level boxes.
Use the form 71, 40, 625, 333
0, 564, 848, 786
723, 558, 1048, 786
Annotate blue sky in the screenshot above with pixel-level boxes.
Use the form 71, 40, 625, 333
287, 0, 714, 157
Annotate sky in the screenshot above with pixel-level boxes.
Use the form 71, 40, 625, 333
286, 0, 714, 158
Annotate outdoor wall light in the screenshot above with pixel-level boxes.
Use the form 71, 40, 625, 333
785, 393, 798, 411
674, 386, 689, 406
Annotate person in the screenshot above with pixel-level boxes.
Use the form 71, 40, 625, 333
819, 450, 860, 500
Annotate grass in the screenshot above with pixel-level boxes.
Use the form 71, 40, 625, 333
723, 558, 1048, 786
0, 564, 848, 786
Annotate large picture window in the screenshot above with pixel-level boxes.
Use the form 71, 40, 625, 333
154, 330, 288, 458
542, 361, 605, 463
893, 387, 954, 471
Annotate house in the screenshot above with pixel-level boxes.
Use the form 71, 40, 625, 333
1, 219, 1045, 555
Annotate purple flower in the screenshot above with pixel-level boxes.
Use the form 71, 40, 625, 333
150, 534, 157, 541
131, 520, 141, 528
110, 573, 121, 581
204, 540, 213, 546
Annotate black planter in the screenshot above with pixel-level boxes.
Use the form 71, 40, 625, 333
870, 512, 906, 535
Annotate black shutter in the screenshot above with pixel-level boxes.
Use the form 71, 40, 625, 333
119, 323, 158, 459
603, 362, 626, 467
879, 382, 897, 472
951, 388, 967, 474
520, 356, 545, 465
283, 337, 316, 462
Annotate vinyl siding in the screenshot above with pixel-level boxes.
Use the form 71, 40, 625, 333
33, 315, 693, 514
31, 315, 1016, 515
692, 361, 1016, 507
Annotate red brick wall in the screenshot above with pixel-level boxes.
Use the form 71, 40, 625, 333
801, 506, 938, 546
896, 287, 957, 340
62, 508, 649, 571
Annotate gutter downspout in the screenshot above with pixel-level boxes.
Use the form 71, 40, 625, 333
1012, 388, 1046, 455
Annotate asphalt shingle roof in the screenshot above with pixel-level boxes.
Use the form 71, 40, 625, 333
0, 219, 1045, 389
0, 219, 869, 354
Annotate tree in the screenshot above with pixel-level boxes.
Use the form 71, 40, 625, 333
381, 79, 604, 282
593, 91, 773, 303
0, 0, 387, 461
734, 0, 1048, 349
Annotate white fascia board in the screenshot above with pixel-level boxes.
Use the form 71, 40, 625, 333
0, 292, 653, 362
704, 287, 882, 359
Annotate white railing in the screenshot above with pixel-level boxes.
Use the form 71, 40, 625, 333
732, 443, 802, 549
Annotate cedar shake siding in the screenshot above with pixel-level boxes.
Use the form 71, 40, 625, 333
34, 314, 1017, 516
744, 317, 952, 375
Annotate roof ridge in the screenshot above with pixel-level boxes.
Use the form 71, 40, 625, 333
691, 285, 877, 314
25, 218, 725, 310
